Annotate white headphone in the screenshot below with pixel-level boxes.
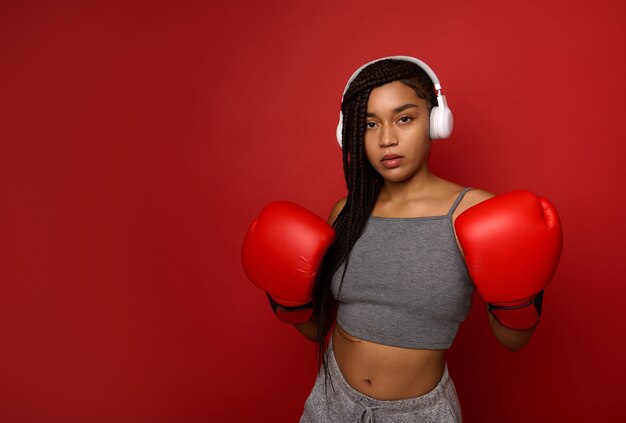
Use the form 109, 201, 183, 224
336, 55, 453, 147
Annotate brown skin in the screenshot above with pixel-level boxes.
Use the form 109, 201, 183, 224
293, 81, 534, 400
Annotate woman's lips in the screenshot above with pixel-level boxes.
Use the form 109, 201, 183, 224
381, 154, 403, 169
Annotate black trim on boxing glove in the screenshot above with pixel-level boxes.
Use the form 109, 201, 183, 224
533, 289, 544, 316
266, 293, 314, 325
487, 290, 545, 331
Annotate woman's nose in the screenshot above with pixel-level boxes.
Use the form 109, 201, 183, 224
379, 126, 398, 147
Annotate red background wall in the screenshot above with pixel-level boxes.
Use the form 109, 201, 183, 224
1, 0, 624, 421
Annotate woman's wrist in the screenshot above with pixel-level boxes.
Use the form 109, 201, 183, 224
266, 293, 314, 325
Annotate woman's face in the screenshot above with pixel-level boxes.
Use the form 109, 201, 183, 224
363, 80, 431, 183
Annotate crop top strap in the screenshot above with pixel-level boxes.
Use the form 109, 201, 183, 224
447, 187, 473, 216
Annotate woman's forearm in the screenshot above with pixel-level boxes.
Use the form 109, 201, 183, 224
293, 318, 320, 342
488, 311, 536, 351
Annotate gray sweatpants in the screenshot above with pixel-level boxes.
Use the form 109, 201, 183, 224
300, 339, 462, 422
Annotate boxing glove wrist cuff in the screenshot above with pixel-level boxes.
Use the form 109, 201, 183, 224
266, 293, 314, 325
487, 290, 545, 331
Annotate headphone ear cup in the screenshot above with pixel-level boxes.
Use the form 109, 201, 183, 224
429, 106, 440, 140
336, 112, 343, 147
430, 105, 453, 139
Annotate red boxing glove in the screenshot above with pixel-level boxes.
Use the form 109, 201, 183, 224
241, 201, 335, 324
454, 190, 563, 330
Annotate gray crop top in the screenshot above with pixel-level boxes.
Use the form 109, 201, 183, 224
331, 187, 475, 349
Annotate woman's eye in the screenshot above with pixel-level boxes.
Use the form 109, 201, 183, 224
366, 122, 377, 129
398, 116, 412, 124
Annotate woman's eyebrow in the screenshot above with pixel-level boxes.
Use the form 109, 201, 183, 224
366, 103, 419, 118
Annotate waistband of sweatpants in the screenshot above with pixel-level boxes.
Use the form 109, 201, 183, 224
326, 337, 451, 411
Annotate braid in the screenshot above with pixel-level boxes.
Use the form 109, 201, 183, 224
311, 58, 437, 391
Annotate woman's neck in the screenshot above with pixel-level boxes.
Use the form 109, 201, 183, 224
378, 169, 440, 203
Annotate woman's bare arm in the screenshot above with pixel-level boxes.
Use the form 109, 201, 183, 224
488, 312, 536, 351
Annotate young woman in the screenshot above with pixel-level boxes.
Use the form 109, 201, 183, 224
242, 56, 562, 422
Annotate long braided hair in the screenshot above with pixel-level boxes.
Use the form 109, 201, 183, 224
311, 58, 438, 388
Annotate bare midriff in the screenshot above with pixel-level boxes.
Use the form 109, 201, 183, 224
332, 323, 447, 401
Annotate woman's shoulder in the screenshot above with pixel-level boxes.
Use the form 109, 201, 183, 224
454, 186, 496, 218
436, 179, 494, 210
327, 197, 347, 226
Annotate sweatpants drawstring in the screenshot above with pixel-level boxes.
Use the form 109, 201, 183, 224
357, 401, 380, 423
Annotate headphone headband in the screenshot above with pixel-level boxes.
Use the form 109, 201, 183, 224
336, 55, 453, 146
340, 55, 442, 99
